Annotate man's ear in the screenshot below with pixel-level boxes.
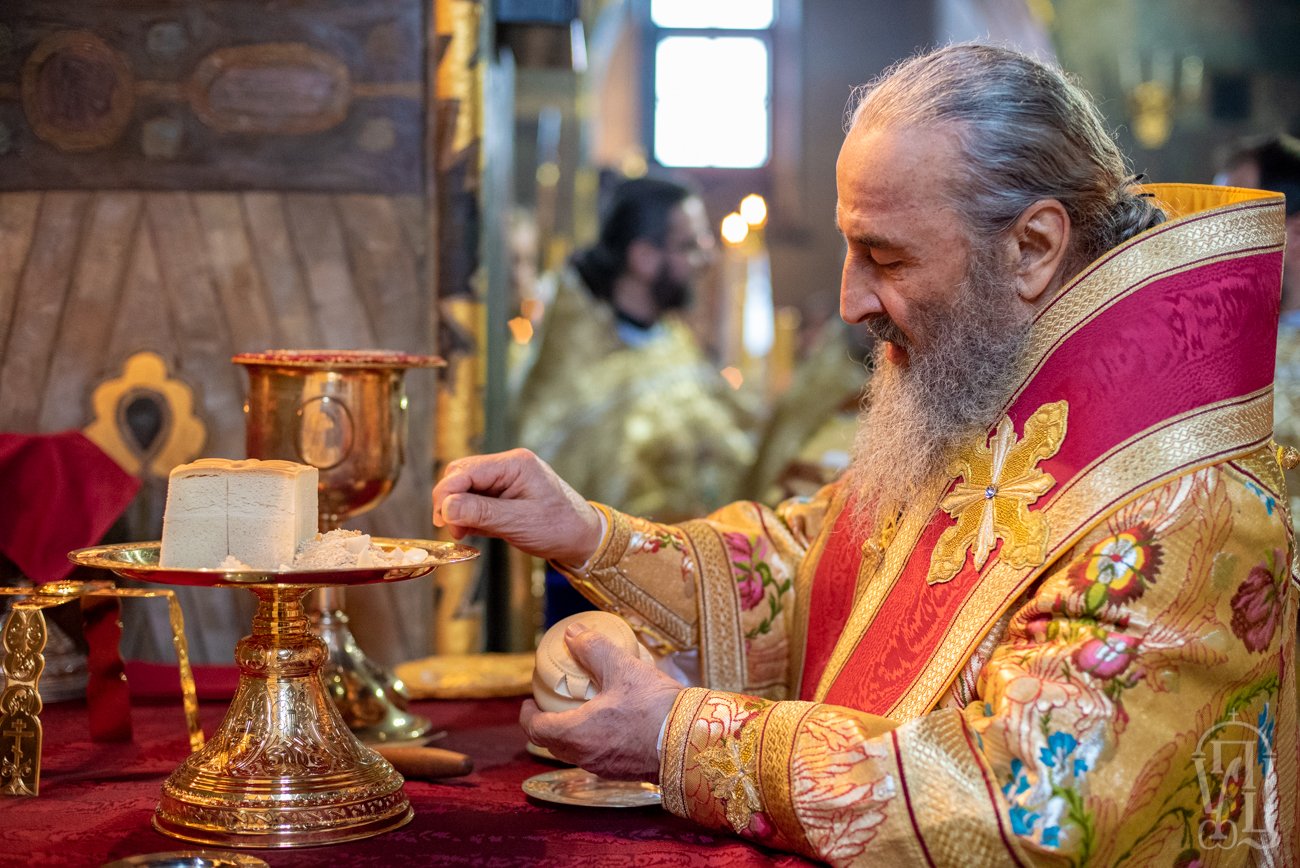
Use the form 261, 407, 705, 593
626, 238, 663, 280
1010, 199, 1070, 303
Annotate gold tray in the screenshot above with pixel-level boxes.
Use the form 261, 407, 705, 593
395, 652, 534, 699
102, 853, 269, 868
68, 539, 478, 587
522, 768, 661, 808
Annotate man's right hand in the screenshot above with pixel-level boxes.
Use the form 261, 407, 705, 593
432, 448, 604, 566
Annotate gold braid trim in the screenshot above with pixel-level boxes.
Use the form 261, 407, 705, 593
813, 476, 948, 701
679, 519, 746, 691
586, 502, 625, 566
660, 686, 710, 818
895, 711, 1031, 866
756, 700, 817, 856
560, 504, 694, 650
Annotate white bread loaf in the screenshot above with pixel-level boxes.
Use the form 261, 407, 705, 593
160, 458, 318, 569
532, 611, 655, 713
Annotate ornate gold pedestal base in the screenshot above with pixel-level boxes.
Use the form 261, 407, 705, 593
156, 586, 411, 848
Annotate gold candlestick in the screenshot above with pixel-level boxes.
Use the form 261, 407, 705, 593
235, 350, 442, 743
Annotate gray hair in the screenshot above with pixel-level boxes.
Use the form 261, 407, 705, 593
848, 44, 1164, 275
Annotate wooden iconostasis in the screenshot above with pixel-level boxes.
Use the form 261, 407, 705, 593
0, 1, 491, 665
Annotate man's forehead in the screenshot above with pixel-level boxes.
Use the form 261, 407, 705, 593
838, 124, 961, 185
836, 126, 961, 231
834, 185, 913, 246
669, 197, 708, 237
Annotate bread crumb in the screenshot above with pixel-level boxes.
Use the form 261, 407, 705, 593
293, 529, 429, 570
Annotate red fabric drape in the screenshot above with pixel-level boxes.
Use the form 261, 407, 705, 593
0, 431, 140, 582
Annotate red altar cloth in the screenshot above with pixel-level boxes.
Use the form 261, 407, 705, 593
4, 696, 814, 867
0, 431, 139, 584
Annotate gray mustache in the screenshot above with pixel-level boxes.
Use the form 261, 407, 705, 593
864, 315, 909, 348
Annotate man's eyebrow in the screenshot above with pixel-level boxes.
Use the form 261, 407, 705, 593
836, 225, 904, 251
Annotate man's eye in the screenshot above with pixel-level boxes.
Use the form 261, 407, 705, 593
871, 254, 903, 270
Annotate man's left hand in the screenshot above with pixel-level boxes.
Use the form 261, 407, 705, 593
521, 624, 682, 782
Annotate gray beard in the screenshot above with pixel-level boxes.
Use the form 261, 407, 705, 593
847, 248, 1031, 538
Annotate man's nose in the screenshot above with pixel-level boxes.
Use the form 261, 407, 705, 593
695, 237, 717, 269
840, 270, 883, 324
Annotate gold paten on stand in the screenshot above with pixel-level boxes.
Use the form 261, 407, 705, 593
70, 538, 477, 848
235, 350, 443, 744
0, 581, 202, 798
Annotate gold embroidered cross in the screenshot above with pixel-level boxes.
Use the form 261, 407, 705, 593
697, 715, 764, 834
928, 401, 1068, 584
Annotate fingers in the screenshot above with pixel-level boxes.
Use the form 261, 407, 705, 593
522, 705, 557, 745
439, 489, 539, 539
518, 654, 678, 781
433, 452, 516, 528
520, 698, 580, 755
519, 698, 541, 732
437, 491, 480, 530
520, 698, 559, 744
431, 450, 599, 562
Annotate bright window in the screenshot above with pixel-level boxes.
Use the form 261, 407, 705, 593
651, 0, 775, 30
649, 2, 773, 169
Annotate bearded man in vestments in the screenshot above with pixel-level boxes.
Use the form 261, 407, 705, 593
435, 44, 1297, 864
512, 176, 756, 525
513, 177, 759, 623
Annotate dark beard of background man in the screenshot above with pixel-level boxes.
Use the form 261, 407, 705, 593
847, 243, 1034, 538
650, 260, 693, 314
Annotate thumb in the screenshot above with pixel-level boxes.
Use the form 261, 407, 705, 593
443, 491, 509, 532
564, 626, 628, 690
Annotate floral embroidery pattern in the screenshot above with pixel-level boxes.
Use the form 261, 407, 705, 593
1199, 760, 1247, 845
1000, 730, 1096, 856
1242, 479, 1276, 516
790, 712, 895, 862
723, 532, 791, 639
656, 449, 1291, 864
1229, 549, 1284, 653
930, 400, 1068, 584
1256, 704, 1274, 773
1067, 524, 1162, 613
1068, 626, 1145, 726
696, 701, 767, 835
1110, 676, 1280, 865
1073, 631, 1141, 682
629, 527, 685, 557
627, 518, 694, 582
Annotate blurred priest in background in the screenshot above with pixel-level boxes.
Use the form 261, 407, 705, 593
512, 177, 759, 624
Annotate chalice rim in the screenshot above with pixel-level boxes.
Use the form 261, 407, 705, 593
232, 349, 445, 370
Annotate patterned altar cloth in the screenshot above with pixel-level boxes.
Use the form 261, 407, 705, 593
6, 695, 813, 867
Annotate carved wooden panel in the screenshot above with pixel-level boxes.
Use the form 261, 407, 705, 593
0, 2, 423, 193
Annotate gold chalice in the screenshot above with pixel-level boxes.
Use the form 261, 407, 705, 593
69, 541, 477, 848
235, 350, 443, 743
